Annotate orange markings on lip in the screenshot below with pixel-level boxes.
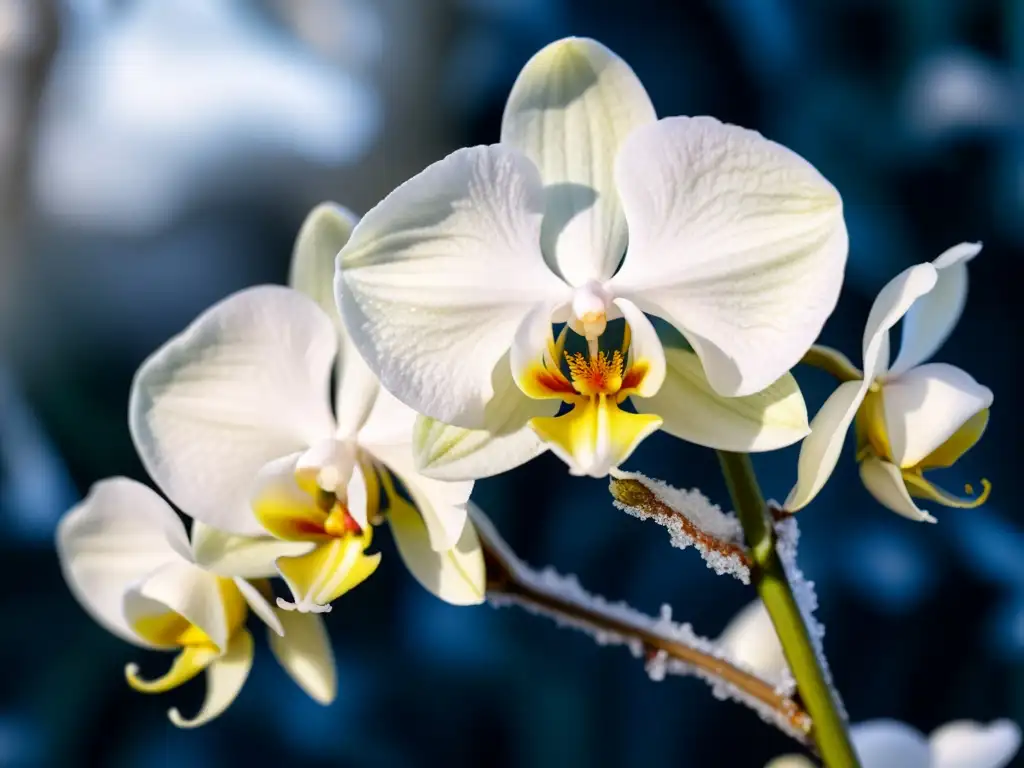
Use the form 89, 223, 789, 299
324, 504, 363, 538
289, 518, 329, 537
620, 361, 648, 393
528, 366, 576, 397
527, 351, 648, 401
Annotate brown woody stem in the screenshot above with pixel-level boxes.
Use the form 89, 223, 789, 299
476, 518, 813, 745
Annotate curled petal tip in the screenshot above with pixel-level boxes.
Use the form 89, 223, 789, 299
964, 478, 993, 508
125, 647, 214, 694
168, 707, 197, 729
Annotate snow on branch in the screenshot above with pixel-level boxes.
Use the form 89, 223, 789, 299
609, 472, 752, 583
471, 507, 812, 744
774, 514, 847, 721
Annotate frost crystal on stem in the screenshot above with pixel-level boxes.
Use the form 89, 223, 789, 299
610, 472, 751, 583
773, 510, 847, 721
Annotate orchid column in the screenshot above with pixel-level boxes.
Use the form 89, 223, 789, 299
335, 37, 855, 765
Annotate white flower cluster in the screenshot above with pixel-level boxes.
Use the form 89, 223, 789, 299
52, 34, 1000, 756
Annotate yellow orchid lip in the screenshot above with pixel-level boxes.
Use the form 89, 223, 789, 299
253, 461, 381, 614
521, 327, 661, 476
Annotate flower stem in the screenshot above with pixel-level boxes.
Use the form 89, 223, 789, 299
475, 514, 813, 745
717, 451, 861, 768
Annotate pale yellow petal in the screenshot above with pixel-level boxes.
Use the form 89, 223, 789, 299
918, 408, 989, 470
388, 492, 485, 606
269, 609, 337, 705
859, 457, 936, 523
634, 346, 809, 452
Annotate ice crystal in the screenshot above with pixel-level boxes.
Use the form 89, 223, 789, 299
610, 472, 751, 583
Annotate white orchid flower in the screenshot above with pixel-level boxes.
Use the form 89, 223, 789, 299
129, 204, 486, 614
336, 36, 846, 480
768, 718, 1021, 768
56, 478, 337, 727
786, 243, 993, 521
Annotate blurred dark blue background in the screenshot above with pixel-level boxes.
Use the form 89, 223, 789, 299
1, 0, 1022, 766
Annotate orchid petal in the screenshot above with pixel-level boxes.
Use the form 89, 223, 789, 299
889, 241, 980, 377
337, 144, 570, 429
124, 560, 236, 653
56, 478, 192, 647
353, 382, 418, 449
511, 300, 577, 401
930, 719, 1021, 768
785, 380, 868, 512
388, 488, 486, 606
501, 37, 656, 285
290, 202, 359, 327
859, 457, 936, 523
413, 417, 550, 482
368, 450, 472, 552
882, 363, 993, 469
269, 609, 337, 705
190, 522, 315, 579
129, 286, 338, 535
609, 116, 848, 397
169, 629, 254, 728
412, 365, 554, 481
635, 346, 808, 452
411, 306, 557, 483
231, 577, 283, 637
614, 298, 665, 397
861, 263, 938, 380
919, 408, 989, 470
290, 202, 382, 439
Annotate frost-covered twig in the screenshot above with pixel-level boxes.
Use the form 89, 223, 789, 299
471, 508, 813, 745
610, 472, 752, 583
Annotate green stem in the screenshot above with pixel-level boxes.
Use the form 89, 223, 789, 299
717, 451, 861, 768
